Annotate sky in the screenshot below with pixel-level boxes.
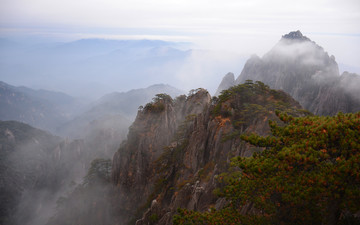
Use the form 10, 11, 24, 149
0, 0, 360, 80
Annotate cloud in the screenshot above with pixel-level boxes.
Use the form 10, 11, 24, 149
0, 0, 359, 70
174, 50, 245, 94
1, 0, 359, 32
261, 38, 344, 83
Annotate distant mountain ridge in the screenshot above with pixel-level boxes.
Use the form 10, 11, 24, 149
0, 81, 82, 132
0, 38, 245, 98
0, 82, 185, 225
94, 84, 185, 118
2, 31, 360, 225
56, 83, 184, 138
216, 30, 360, 115
0, 80, 185, 140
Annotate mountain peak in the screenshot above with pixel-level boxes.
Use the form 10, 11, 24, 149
215, 72, 235, 96
282, 30, 310, 42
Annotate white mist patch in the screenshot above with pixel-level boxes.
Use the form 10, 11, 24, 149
266, 40, 332, 67
339, 72, 360, 101
175, 49, 245, 94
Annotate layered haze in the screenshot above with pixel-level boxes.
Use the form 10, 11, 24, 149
0, 38, 246, 99
0, 0, 360, 224
1, 0, 360, 96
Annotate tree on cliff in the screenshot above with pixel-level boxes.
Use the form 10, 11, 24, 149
174, 111, 360, 225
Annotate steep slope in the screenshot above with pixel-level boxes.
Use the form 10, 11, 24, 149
0, 121, 87, 225
216, 31, 360, 115
0, 121, 59, 225
110, 90, 211, 224
110, 82, 308, 224
0, 119, 125, 225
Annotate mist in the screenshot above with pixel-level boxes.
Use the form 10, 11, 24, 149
0, 116, 129, 225
1, 30, 360, 225
0, 38, 245, 99
339, 71, 360, 102
0, 82, 211, 225
266, 35, 360, 104
232, 31, 360, 116
0, 76, 189, 225
0, 0, 359, 223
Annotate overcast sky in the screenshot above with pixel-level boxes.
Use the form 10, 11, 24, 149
1, 0, 359, 66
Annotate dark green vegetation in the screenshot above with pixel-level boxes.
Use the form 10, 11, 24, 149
123, 81, 308, 224
2, 77, 359, 225
173, 111, 360, 225
142, 93, 173, 113
212, 80, 309, 131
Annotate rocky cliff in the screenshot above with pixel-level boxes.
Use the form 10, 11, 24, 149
216, 31, 360, 115
111, 90, 211, 224
111, 82, 308, 224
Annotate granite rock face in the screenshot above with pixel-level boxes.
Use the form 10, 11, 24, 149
111, 83, 307, 224
282, 30, 311, 42
111, 90, 211, 224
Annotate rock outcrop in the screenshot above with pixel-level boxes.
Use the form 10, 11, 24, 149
111, 83, 308, 224
282, 30, 311, 42
111, 90, 211, 224
214, 72, 235, 96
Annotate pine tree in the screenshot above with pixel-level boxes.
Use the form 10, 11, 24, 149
174, 111, 360, 225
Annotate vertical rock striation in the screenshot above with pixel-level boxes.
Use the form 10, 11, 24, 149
111, 90, 211, 224
111, 83, 307, 224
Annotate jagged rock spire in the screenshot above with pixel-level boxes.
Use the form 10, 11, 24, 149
214, 72, 235, 96
282, 30, 311, 42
